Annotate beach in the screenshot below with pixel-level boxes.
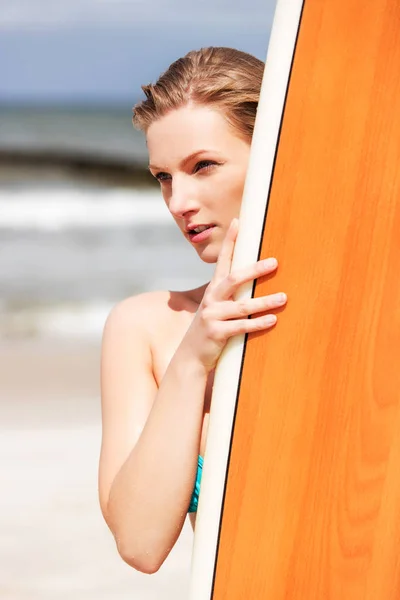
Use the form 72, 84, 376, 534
0, 106, 212, 598
0, 338, 194, 599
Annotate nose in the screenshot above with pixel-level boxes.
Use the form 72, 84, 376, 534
167, 176, 199, 219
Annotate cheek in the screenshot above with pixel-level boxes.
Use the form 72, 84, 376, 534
213, 166, 246, 195
160, 185, 172, 207
234, 172, 247, 197
220, 169, 247, 206
209, 177, 244, 222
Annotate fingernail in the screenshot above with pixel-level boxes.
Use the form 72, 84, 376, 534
263, 257, 277, 268
265, 314, 277, 325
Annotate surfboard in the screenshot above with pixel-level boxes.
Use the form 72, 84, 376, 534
189, 0, 400, 598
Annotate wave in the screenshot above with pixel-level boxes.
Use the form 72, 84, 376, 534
0, 301, 113, 340
0, 187, 172, 230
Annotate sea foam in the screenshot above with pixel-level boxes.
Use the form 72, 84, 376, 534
0, 187, 171, 230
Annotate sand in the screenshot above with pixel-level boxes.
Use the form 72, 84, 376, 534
0, 339, 193, 599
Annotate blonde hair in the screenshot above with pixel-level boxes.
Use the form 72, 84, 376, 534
132, 47, 264, 142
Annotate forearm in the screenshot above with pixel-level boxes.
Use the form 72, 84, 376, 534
107, 344, 208, 573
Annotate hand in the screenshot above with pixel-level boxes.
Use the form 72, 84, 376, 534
182, 218, 287, 372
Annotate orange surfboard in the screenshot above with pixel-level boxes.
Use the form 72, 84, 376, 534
190, 0, 400, 598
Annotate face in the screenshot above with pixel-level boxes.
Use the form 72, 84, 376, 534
146, 104, 251, 263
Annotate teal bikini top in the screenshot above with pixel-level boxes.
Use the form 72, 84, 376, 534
188, 455, 204, 513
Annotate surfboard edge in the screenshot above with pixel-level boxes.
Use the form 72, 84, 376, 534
188, 1, 305, 598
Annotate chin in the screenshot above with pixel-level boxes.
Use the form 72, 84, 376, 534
195, 244, 220, 264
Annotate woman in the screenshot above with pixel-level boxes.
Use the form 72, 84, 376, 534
98, 46, 287, 574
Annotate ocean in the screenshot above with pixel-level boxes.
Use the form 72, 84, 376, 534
0, 106, 213, 339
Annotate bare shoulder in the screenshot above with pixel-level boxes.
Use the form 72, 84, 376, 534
103, 285, 204, 341
103, 290, 172, 332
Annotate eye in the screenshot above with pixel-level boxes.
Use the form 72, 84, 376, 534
193, 160, 218, 173
154, 171, 171, 182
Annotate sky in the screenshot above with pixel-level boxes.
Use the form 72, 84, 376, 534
0, 0, 277, 105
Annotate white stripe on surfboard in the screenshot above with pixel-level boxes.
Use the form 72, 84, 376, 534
189, 1, 305, 598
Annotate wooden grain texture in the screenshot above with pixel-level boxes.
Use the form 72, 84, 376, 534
212, 0, 400, 598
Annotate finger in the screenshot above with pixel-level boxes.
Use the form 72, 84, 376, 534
223, 313, 278, 337
212, 293, 287, 320
211, 218, 239, 285
215, 257, 278, 300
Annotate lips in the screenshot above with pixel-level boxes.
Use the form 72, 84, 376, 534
192, 225, 211, 234
187, 224, 216, 244
185, 223, 215, 234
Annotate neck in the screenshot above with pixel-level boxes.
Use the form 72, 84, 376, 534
185, 282, 209, 307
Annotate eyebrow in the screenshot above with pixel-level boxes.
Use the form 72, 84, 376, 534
148, 149, 214, 172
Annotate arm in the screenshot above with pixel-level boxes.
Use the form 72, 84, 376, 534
99, 294, 208, 574
99, 220, 286, 574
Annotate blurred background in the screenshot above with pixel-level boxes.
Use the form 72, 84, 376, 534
0, 0, 276, 597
